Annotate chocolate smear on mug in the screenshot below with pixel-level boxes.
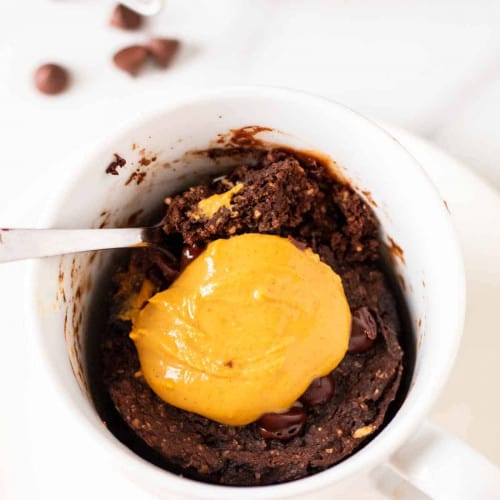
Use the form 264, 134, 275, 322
105, 153, 127, 175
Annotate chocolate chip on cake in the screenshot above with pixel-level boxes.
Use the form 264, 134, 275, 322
34, 63, 69, 95
257, 407, 307, 440
113, 45, 149, 76
179, 243, 203, 270
110, 4, 143, 30
300, 375, 336, 407
348, 306, 378, 353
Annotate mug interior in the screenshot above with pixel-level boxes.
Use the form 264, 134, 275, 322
30, 88, 464, 499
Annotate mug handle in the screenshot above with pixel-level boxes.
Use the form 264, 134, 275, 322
120, 0, 163, 16
374, 421, 500, 499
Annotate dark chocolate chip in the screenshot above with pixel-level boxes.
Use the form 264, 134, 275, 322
146, 38, 180, 68
34, 64, 69, 95
110, 4, 142, 30
348, 306, 378, 354
257, 407, 306, 440
113, 45, 149, 76
148, 251, 179, 282
300, 375, 336, 407
180, 244, 203, 270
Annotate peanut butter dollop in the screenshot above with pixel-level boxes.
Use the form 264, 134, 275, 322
129, 233, 351, 425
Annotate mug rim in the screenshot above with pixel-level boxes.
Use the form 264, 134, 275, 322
27, 86, 466, 499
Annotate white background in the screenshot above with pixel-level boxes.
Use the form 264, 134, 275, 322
1, 1, 499, 498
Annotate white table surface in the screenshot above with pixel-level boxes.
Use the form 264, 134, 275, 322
1, 1, 500, 498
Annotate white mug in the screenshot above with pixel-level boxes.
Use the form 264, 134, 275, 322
29, 87, 500, 499
120, 0, 163, 16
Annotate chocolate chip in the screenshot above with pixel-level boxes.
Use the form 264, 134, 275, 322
146, 38, 180, 68
113, 45, 149, 76
148, 251, 179, 282
110, 4, 142, 30
34, 64, 69, 95
348, 306, 378, 354
180, 244, 203, 270
257, 407, 306, 440
300, 375, 336, 407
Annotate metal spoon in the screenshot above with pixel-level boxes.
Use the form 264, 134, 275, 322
0, 226, 168, 263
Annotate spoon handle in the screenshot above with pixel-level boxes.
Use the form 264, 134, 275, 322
0, 228, 145, 263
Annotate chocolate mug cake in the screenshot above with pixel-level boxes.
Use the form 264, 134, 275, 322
89, 147, 409, 486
